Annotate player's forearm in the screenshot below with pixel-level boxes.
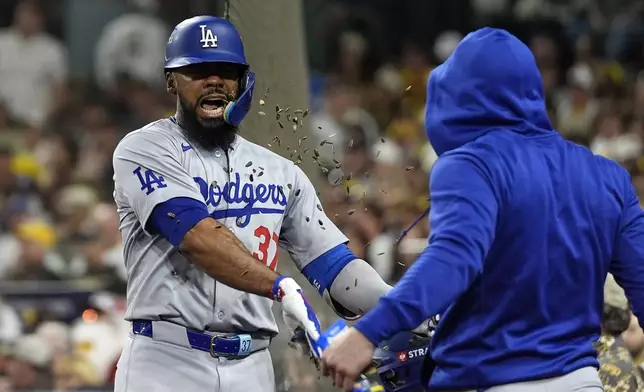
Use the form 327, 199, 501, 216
329, 258, 392, 315
180, 217, 279, 297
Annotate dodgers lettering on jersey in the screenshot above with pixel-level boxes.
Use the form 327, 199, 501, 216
193, 173, 287, 228
112, 119, 348, 333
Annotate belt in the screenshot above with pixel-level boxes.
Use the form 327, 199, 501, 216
132, 320, 271, 359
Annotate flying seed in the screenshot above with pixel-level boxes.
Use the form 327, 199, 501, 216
377, 252, 385, 256
380, 137, 385, 143
167, 212, 176, 218
405, 85, 412, 91
376, 150, 381, 157
349, 139, 354, 148
259, 99, 265, 105
318, 219, 323, 226
316, 204, 322, 211
348, 209, 355, 215
250, 174, 254, 182
305, 217, 310, 222
354, 278, 358, 287
258, 172, 264, 177
406, 166, 414, 171
258, 111, 266, 116
397, 261, 406, 266
379, 189, 387, 194
295, 189, 301, 196
245, 161, 252, 167
278, 121, 284, 128
303, 109, 310, 117
345, 286, 350, 291
287, 183, 292, 189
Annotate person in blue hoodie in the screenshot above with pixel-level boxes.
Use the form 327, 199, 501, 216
320, 27, 644, 392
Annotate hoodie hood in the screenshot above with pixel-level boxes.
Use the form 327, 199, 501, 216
425, 28, 553, 156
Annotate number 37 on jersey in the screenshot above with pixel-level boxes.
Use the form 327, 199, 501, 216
252, 225, 279, 271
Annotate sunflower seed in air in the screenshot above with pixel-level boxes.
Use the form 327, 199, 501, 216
295, 189, 301, 196
258, 172, 264, 177
303, 109, 310, 117
305, 217, 310, 222
250, 174, 254, 182
258, 111, 266, 116
287, 183, 293, 189
245, 161, 252, 167
380, 137, 385, 143
167, 212, 176, 218
316, 204, 322, 211
405, 85, 412, 91
348, 209, 355, 215
259, 99, 265, 105
406, 166, 414, 171
278, 121, 284, 128
317, 219, 323, 226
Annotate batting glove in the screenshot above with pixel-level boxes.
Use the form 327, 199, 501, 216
270, 275, 322, 342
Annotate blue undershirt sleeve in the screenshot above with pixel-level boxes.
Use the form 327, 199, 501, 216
147, 197, 210, 247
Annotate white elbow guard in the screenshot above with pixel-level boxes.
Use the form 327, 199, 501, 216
322, 289, 361, 320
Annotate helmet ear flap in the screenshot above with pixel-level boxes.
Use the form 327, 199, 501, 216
223, 70, 255, 126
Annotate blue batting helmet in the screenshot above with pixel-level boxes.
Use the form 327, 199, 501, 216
165, 16, 255, 127
370, 331, 431, 392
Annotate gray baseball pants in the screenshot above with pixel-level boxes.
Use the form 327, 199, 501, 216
114, 327, 276, 392
446, 366, 603, 392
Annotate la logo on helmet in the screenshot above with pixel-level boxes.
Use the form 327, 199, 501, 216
199, 25, 218, 48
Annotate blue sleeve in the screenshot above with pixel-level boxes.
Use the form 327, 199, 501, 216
611, 175, 644, 327
301, 244, 356, 295
147, 197, 210, 247
354, 153, 498, 344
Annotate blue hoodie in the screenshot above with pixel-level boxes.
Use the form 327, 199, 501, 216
354, 27, 644, 389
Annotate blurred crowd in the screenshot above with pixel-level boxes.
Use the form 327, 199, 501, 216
0, 0, 644, 390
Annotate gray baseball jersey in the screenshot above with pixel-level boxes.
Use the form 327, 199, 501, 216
112, 118, 348, 334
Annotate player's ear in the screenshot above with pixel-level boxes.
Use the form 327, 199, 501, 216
166, 72, 177, 95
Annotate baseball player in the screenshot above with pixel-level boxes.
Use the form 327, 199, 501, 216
111, 16, 393, 392
322, 27, 644, 391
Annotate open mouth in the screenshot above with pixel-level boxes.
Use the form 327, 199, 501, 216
198, 96, 228, 118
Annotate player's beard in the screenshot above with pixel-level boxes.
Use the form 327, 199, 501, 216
177, 91, 238, 151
